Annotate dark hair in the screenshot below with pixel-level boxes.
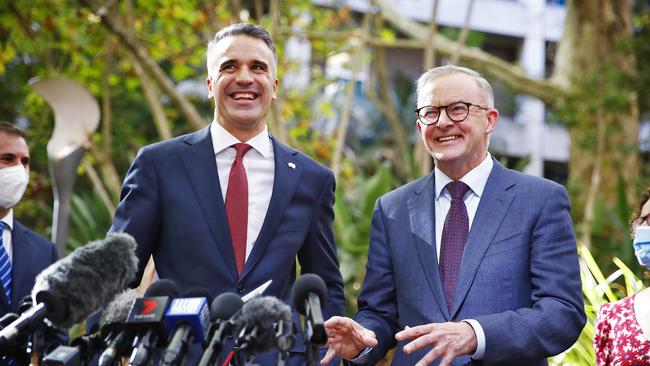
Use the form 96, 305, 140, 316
631, 185, 650, 224
0, 121, 27, 141
206, 23, 277, 77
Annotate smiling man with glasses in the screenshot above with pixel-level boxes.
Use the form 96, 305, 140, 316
322, 65, 585, 366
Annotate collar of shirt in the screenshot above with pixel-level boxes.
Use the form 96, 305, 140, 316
210, 122, 273, 158
434, 153, 494, 201
0, 209, 13, 231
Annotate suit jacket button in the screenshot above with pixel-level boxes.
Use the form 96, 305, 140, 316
237, 285, 245, 294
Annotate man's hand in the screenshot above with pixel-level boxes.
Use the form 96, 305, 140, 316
395, 321, 477, 366
320, 316, 378, 365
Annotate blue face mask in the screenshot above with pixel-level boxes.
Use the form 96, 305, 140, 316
633, 226, 650, 268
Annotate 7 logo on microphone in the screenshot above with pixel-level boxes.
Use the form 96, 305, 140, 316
128, 297, 170, 322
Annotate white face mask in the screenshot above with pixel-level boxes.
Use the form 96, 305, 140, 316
0, 164, 29, 209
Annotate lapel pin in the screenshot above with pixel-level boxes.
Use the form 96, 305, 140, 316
288, 162, 296, 169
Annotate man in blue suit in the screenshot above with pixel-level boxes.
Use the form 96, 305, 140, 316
110, 24, 344, 362
0, 122, 59, 364
322, 65, 585, 366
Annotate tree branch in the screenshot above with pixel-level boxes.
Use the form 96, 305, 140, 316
375, 0, 564, 105
80, 0, 206, 131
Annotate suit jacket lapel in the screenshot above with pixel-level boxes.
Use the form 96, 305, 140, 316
241, 137, 302, 279
408, 174, 450, 319
10, 221, 30, 309
451, 160, 515, 317
179, 127, 239, 282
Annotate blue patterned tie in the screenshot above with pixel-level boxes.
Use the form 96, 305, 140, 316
439, 181, 470, 311
0, 221, 12, 305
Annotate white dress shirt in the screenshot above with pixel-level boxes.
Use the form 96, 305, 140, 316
0, 209, 14, 263
210, 122, 275, 261
434, 153, 493, 360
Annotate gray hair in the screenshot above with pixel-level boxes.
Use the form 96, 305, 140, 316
416, 65, 494, 108
206, 23, 278, 78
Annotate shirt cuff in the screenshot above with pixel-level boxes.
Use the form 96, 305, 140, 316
462, 319, 485, 360
347, 347, 373, 364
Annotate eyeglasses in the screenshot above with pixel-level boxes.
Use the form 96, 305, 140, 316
415, 102, 489, 126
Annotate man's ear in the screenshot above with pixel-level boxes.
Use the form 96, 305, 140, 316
485, 108, 499, 134
206, 77, 214, 100
272, 79, 278, 100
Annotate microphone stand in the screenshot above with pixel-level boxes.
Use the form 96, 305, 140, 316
275, 321, 293, 366
29, 326, 45, 366
302, 321, 318, 366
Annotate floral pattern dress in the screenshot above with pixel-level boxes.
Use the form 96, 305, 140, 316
594, 293, 650, 365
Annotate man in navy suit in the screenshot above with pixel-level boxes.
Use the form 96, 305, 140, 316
110, 23, 344, 362
0, 122, 59, 364
0, 122, 58, 315
322, 65, 585, 366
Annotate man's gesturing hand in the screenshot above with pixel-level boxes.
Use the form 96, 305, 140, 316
320, 316, 378, 365
395, 321, 477, 366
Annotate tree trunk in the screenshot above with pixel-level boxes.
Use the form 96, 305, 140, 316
415, 0, 440, 176
367, 45, 413, 180
124, 0, 173, 141
97, 34, 123, 202
331, 12, 372, 180
553, 0, 639, 244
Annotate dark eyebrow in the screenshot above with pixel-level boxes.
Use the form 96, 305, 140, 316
219, 59, 237, 70
252, 60, 269, 70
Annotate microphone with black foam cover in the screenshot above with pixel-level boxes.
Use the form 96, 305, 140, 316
291, 273, 328, 345
197, 292, 243, 366
233, 296, 292, 355
127, 279, 179, 366
0, 233, 138, 353
88, 288, 143, 366
160, 287, 212, 366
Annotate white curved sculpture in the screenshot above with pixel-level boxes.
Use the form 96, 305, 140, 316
29, 77, 100, 256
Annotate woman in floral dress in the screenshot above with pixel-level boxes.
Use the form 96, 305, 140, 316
594, 186, 650, 365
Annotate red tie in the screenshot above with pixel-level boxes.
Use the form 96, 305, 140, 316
225, 143, 252, 275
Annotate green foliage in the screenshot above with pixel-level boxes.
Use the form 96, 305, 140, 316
584, 177, 643, 277
549, 246, 645, 365
439, 27, 486, 48
334, 162, 397, 314
67, 190, 112, 252
633, 1, 650, 118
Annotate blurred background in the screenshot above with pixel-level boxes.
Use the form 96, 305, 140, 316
1, 0, 649, 363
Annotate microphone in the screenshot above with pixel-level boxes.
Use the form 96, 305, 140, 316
92, 289, 143, 366
291, 273, 328, 345
197, 293, 243, 366
0, 313, 18, 330
0, 233, 138, 353
160, 288, 212, 366
233, 296, 292, 354
127, 279, 179, 366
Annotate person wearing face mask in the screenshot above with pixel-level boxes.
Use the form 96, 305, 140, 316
593, 186, 650, 365
0, 122, 58, 318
